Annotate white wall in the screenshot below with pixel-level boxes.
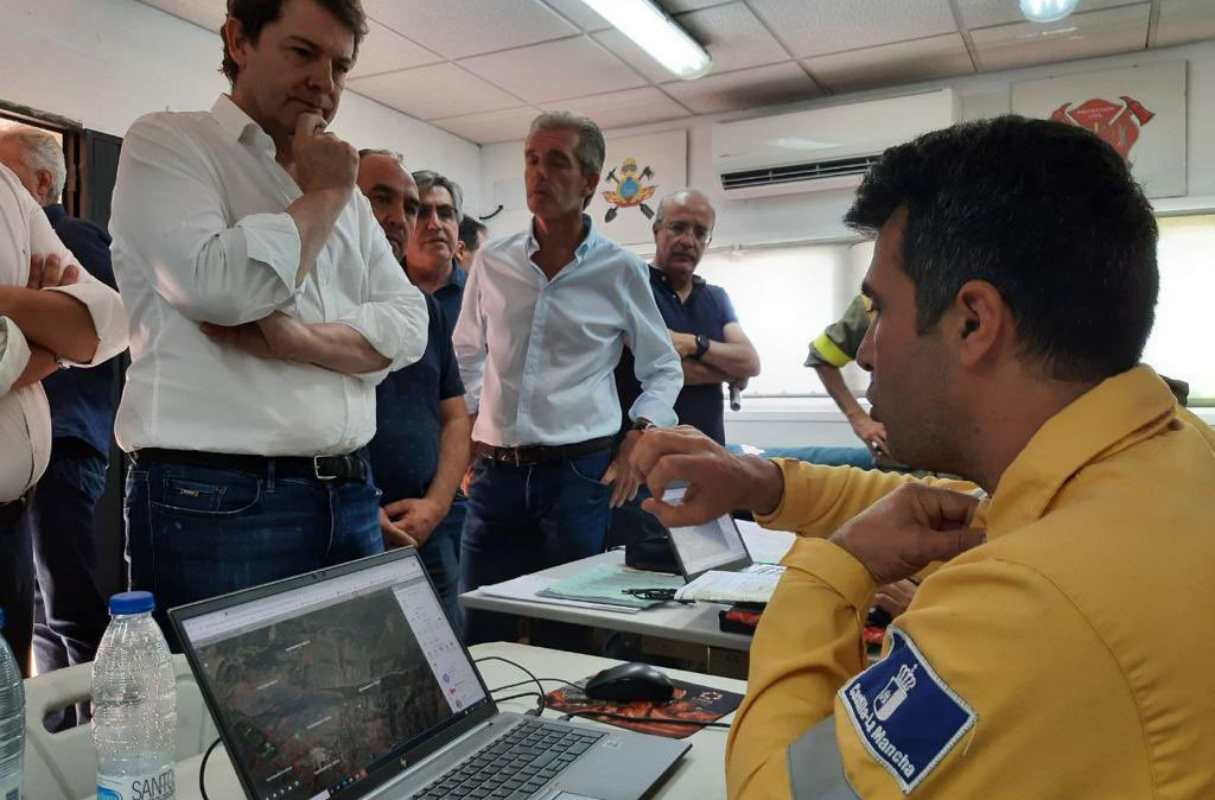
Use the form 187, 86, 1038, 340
480, 39, 1215, 251
0, 0, 482, 208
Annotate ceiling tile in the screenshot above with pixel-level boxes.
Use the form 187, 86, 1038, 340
1154, 0, 1215, 47
137, 0, 225, 32
430, 107, 543, 144
661, 62, 821, 114
348, 63, 524, 120
970, 4, 1150, 71
805, 33, 974, 93
348, 19, 441, 79
363, 0, 578, 59
540, 0, 612, 31
542, 87, 692, 130
957, 0, 1140, 29
747, 0, 957, 58
593, 2, 790, 83
458, 37, 647, 103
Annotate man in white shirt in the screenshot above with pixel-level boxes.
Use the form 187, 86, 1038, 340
0, 162, 128, 676
110, 0, 427, 645
453, 111, 682, 644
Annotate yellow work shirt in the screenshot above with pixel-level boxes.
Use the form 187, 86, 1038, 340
727, 365, 1215, 799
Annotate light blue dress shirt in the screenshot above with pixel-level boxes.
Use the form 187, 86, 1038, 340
453, 216, 682, 447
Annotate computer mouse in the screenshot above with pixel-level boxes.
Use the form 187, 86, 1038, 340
584, 662, 675, 703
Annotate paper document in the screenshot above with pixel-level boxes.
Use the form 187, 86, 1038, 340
739, 521, 795, 565
477, 574, 643, 615
674, 566, 785, 604
539, 563, 686, 610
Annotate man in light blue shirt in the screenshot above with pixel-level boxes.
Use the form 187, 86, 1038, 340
453, 110, 682, 644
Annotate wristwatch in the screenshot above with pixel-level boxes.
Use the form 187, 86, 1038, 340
693, 334, 711, 360
632, 417, 656, 432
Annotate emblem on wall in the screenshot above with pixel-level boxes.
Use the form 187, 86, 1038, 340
601, 157, 657, 222
1048, 96, 1155, 160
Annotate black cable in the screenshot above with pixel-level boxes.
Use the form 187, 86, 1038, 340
492, 691, 546, 707
475, 656, 546, 715
489, 677, 582, 694
199, 735, 222, 800
560, 709, 732, 729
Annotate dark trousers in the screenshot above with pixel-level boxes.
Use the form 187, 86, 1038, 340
30, 440, 110, 675
459, 449, 612, 645
418, 496, 467, 638
124, 456, 383, 650
0, 501, 34, 677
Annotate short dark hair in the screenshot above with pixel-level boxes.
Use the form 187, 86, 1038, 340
222, 0, 368, 83
459, 216, 488, 251
411, 169, 463, 223
844, 115, 1158, 383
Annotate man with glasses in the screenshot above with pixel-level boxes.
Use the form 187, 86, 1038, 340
617, 189, 759, 446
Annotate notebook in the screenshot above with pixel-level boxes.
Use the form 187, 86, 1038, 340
168, 548, 689, 800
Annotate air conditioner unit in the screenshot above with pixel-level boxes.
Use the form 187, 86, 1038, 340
712, 89, 960, 199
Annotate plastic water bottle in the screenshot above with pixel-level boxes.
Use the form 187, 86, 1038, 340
0, 608, 25, 800
92, 592, 177, 800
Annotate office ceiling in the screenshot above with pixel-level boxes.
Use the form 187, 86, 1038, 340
139, 0, 1215, 144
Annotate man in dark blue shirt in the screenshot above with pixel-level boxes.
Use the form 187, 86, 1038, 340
358, 155, 471, 632
616, 189, 760, 445
407, 170, 467, 329
0, 127, 118, 682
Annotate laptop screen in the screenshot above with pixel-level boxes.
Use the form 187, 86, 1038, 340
177, 553, 488, 800
661, 486, 751, 579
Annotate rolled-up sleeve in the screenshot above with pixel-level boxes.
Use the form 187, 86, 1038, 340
110, 114, 301, 326
335, 200, 427, 384
0, 317, 31, 395
452, 253, 487, 414
622, 261, 681, 427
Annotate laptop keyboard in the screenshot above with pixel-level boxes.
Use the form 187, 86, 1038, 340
409, 719, 605, 800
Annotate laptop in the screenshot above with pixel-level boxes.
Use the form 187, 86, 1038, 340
660, 486, 764, 581
168, 548, 689, 800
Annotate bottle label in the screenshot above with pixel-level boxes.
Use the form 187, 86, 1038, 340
0, 772, 20, 800
98, 768, 176, 800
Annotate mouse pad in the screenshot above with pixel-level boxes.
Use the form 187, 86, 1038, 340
545, 677, 742, 739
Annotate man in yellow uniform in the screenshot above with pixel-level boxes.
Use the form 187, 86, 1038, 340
629, 115, 1215, 799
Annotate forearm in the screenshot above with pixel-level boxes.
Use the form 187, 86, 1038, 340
0, 287, 98, 363
726, 539, 874, 799
682, 359, 732, 386
700, 340, 760, 380
299, 322, 390, 375
286, 188, 349, 286
12, 347, 59, 390
426, 412, 473, 509
814, 364, 866, 419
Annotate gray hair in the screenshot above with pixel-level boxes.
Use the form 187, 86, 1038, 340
0, 127, 66, 202
653, 188, 716, 228
412, 169, 463, 223
357, 148, 403, 163
528, 111, 605, 180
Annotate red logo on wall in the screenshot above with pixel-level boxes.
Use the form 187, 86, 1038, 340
1049, 96, 1155, 160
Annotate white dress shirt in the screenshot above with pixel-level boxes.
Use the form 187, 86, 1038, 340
453, 216, 682, 447
0, 164, 128, 502
110, 95, 427, 457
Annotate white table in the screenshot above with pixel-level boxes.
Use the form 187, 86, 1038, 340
460, 524, 794, 652
29, 643, 742, 799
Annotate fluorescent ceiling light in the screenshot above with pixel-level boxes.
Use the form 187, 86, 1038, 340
1019, 0, 1081, 23
579, 0, 712, 80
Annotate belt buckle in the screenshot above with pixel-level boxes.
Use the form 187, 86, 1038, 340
313, 456, 339, 481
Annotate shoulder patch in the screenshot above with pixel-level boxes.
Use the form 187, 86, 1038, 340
838, 627, 976, 794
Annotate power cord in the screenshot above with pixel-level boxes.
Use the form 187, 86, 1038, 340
489, 677, 582, 694
199, 735, 222, 800
474, 656, 547, 715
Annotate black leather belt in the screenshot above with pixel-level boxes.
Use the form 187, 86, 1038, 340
0, 490, 31, 528
473, 436, 614, 467
133, 448, 369, 483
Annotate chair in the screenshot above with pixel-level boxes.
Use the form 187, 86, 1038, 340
23, 654, 218, 800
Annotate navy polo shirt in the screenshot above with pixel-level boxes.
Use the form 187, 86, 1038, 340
616, 266, 738, 444
41, 204, 119, 458
368, 294, 465, 503
432, 262, 467, 335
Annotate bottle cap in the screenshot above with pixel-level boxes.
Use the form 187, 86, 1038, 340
109, 591, 155, 615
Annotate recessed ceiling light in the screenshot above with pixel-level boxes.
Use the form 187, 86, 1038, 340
578, 0, 712, 80
1020, 0, 1082, 23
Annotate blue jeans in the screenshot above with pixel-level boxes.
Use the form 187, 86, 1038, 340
460, 450, 612, 645
30, 441, 110, 675
124, 457, 383, 650
417, 496, 467, 638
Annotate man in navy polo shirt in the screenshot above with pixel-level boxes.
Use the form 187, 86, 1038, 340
358, 155, 471, 632
407, 170, 467, 329
617, 189, 760, 445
